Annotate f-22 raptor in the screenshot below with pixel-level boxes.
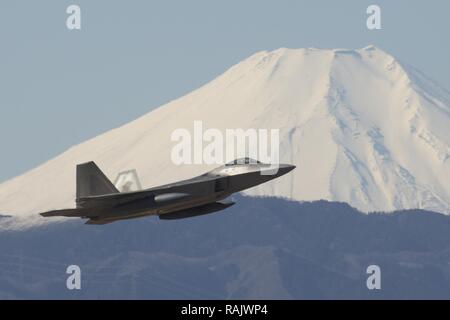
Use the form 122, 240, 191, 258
40, 158, 295, 225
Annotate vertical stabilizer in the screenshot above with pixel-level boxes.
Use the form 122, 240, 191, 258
76, 162, 119, 199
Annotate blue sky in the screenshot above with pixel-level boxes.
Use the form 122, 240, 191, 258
0, 0, 449, 182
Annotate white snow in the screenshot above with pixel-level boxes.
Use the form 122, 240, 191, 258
0, 46, 449, 229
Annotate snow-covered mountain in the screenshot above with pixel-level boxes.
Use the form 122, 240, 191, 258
0, 45, 449, 229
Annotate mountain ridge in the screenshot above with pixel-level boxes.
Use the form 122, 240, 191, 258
1, 195, 450, 299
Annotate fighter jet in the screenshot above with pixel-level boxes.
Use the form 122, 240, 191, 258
40, 158, 295, 225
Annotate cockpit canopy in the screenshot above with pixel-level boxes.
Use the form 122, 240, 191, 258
225, 158, 262, 166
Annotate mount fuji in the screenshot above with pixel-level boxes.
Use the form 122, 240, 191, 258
0, 45, 449, 229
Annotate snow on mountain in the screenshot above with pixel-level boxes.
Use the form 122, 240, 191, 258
0, 45, 449, 229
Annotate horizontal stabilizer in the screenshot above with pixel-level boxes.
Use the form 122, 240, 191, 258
40, 208, 92, 218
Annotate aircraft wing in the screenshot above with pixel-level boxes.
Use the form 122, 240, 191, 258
75, 189, 155, 208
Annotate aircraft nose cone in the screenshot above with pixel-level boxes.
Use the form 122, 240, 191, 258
260, 164, 296, 177
278, 164, 296, 175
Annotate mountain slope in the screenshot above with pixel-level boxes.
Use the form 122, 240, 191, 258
0, 45, 449, 229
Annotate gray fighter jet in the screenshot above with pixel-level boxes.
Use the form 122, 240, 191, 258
40, 158, 295, 224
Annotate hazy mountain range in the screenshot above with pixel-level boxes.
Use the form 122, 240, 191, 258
1, 195, 450, 299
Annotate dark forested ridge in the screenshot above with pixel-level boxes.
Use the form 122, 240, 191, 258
0, 195, 449, 299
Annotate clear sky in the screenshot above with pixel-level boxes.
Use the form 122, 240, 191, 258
0, 0, 448, 182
